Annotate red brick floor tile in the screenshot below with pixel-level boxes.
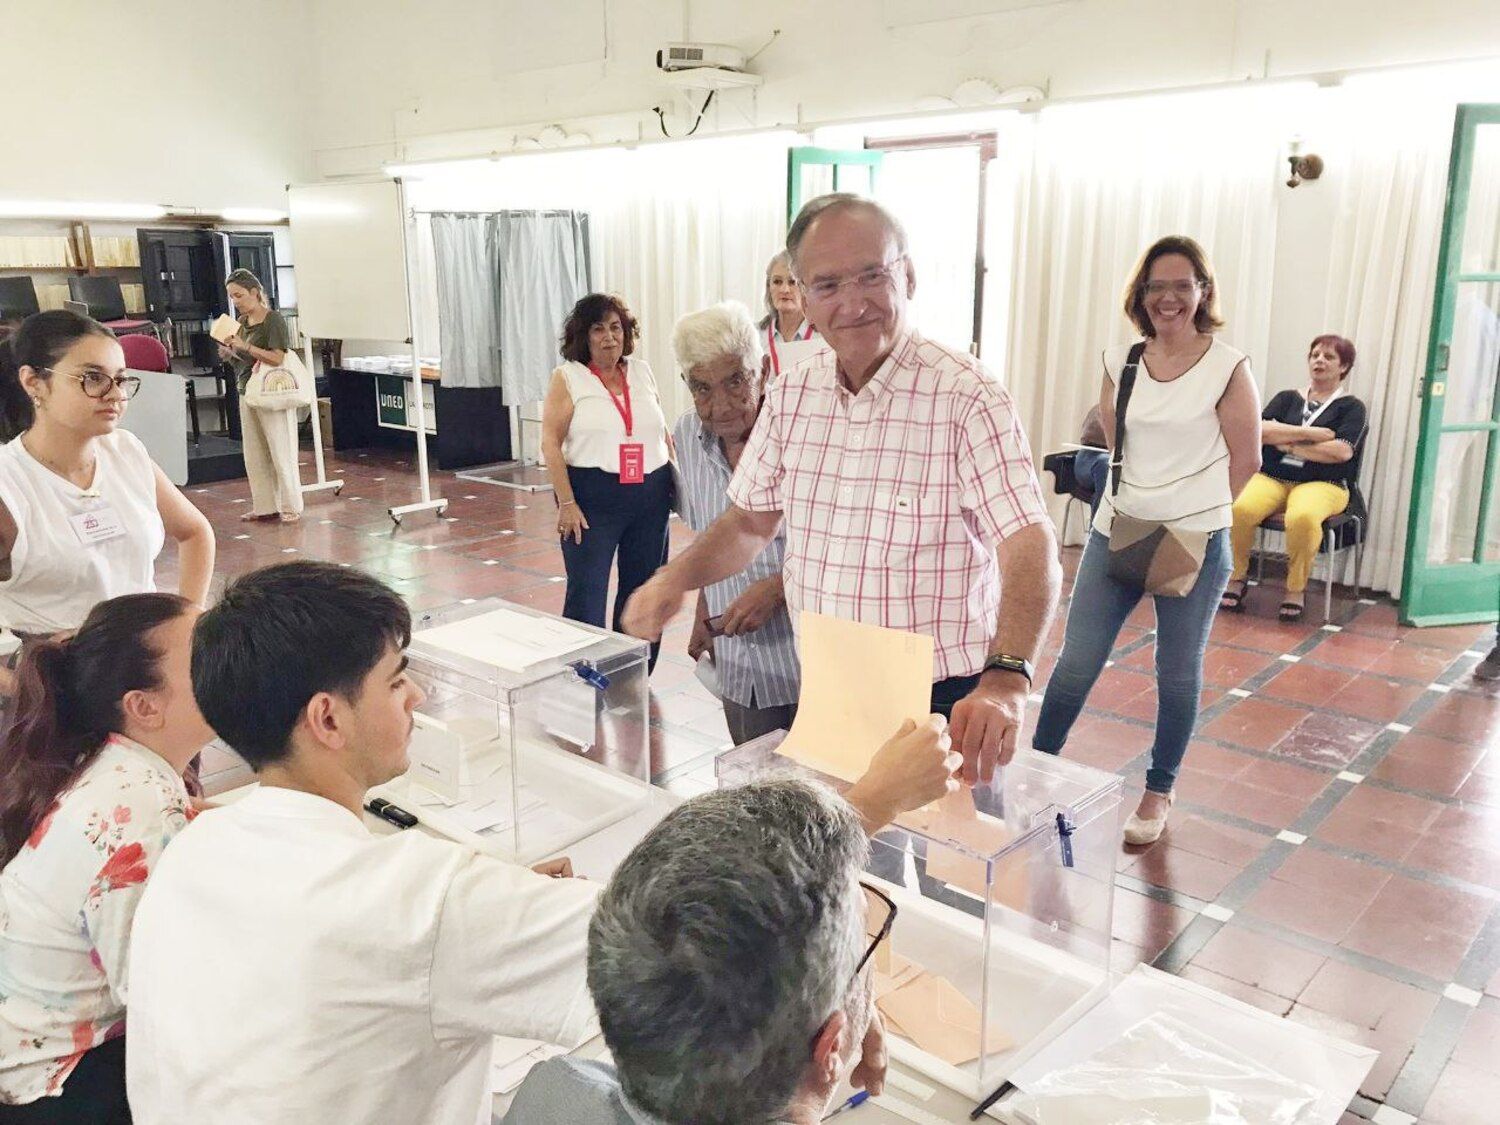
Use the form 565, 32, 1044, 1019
1123, 843, 1243, 901
1295, 959, 1439, 1039
1451, 1003, 1500, 1073
1184, 776, 1313, 829
1271, 711, 1383, 769
1322, 674, 1428, 723
1259, 663, 1359, 708
1399, 621, 1491, 653
1370, 732, 1488, 798
1214, 618, 1312, 655
1109, 890, 1195, 959
1417, 691, 1500, 749
1087, 666, 1157, 715
1283, 1003, 1413, 1100
1340, 873, 1490, 979
1241, 848, 1389, 945
1235, 756, 1330, 799
1177, 741, 1261, 779
1177, 965, 1294, 1016
1200, 698, 1310, 751
1070, 715, 1157, 756
1366, 639, 1463, 682
1421, 1060, 1500, 1123
1457, 769, 1500, 809
1314, 784, 1445, 863
1199, 647, 1276, 688
1188, 925, 1326, 999
1160, 813, 1270, 867
1309, 631, 1400, 672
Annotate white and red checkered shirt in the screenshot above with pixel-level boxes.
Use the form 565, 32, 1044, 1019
726, 329, 1049, 682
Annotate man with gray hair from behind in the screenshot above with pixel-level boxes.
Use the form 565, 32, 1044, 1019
503, 724, 959, 1124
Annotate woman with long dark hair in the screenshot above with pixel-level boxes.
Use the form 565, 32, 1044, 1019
0, 310, 215, 707
0, 593, 213, 1122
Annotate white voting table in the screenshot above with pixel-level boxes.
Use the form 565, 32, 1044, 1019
213, 755, 1373, 1125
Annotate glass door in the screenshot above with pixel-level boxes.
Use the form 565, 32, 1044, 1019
786, 147, 884, 222
1401, 104, 1500, 625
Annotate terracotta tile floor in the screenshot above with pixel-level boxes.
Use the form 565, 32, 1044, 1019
176, 449, 1500, 1123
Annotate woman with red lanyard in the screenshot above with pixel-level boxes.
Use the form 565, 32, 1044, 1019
758, 250, 823, 379
541, 293, 673, 669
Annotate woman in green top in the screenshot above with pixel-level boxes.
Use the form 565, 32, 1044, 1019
220, 269, 302, 522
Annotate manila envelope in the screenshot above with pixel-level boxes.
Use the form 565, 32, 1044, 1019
779, 612, 933, 783
901, 787, 1030, 909
877, 971, 1014, 1067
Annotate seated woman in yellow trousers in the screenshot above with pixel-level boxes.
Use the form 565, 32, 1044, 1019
1222, 334, 1367, 622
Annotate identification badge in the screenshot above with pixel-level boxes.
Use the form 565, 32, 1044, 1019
619, 442, 645, 484
68, 504, 126, 546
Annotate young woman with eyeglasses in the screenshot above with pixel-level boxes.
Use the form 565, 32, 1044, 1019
0, 311, 214, 707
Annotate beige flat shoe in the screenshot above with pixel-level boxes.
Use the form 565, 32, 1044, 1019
279, 512, 302, 524
1123, 792, 1175, 846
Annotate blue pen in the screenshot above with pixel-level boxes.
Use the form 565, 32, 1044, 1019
823, 1090, 871, 1119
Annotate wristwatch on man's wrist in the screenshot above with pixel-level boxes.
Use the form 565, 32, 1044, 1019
982, 653, 1034, 686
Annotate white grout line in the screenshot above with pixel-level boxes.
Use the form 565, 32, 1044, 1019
1337, 771, 1365, 783
549, 576, 566, 583
1321, 623, 1342, 632
1465, 649, 1487, 658
1386, 722, 1411, 733
1278, 653, 1301, 663
1200, 903, 1235, 922
1358, 598, 1378, 606
460, 598, 477, 605
1427, 683, 1452, 694
1442, 983, 1483, 1007
280, 547, 297, 554
1229, 688, 1252, 698
482, 559, 499, 566
1371, 1107, 1417, 1125
1276, 830, 1307, 845
233, 534, 249, 541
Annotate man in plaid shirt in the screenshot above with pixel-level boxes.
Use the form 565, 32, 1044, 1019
625, 194, 1060, 783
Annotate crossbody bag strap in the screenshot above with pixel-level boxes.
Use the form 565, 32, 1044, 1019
1110, 342, 1147, 498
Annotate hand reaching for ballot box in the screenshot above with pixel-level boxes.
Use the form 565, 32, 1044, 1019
844, 717, 962, 836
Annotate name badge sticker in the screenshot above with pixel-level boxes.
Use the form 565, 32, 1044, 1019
68, 504, 126, 546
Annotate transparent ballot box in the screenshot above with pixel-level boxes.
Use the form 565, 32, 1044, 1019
716, 732, 1122, 1098
369, 599, 652, 864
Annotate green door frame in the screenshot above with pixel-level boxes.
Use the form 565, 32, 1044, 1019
786, 147, 884, 222
1400, 103, 1500, 625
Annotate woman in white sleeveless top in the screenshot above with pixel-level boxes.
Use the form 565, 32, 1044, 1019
540, 294, 672, 669
1033, 237, 1262, 845
0, 311, 215, 699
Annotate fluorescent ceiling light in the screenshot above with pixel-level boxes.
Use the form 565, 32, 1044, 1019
218, 207, 288, 223
0, 200, 169, 220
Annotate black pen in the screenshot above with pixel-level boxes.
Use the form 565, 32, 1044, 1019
970, 1079, 1015, 1120
365, 797, 418, 829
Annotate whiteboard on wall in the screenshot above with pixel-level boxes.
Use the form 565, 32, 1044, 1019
287, 180, 411, 343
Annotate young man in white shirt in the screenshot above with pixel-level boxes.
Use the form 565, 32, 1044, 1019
124, 561, 600, 1125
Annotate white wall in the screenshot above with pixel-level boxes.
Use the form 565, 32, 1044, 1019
8, 0, 312, 209
304, 0, 1500, 176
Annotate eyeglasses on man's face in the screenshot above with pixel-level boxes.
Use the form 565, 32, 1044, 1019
684, 368, 756, 404
45, 366, 143, 400
853, 882, 898, 980
800, 256, 907, 305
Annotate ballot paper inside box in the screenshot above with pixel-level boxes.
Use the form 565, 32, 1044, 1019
371, 599, 653, 864
717, 732, 1123, 1099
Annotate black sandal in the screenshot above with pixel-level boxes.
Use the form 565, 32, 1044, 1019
1220, 580, 1249, 612
1279, 601, 1305, 623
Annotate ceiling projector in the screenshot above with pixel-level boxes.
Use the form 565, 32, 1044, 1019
656, 42, 748, 72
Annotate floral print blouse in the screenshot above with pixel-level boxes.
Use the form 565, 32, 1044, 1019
0, 735, 193, 1105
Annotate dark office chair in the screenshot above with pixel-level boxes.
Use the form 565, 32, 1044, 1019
67, 276, 154, 336
0, 276, 41, 321
1042, 450, 1101, 547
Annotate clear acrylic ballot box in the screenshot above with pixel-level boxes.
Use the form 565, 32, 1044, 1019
716, 732, 1122, 1098
369, 599, 653, 864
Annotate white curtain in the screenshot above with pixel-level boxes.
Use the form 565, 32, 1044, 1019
429, 213, 502, 389
406, 135, 791, 426
991, 87, 1293, 539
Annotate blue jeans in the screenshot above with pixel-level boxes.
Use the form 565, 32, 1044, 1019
1033, 528, 1232, 794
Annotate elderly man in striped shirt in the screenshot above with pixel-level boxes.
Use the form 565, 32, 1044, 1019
670, 300, 801, 745
625, 193, 1060, 784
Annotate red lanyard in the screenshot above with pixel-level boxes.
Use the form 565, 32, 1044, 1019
767, 321, 815, 377
588, 362, 633, 436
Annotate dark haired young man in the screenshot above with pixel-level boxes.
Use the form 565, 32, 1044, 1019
125, 562, 597, 1125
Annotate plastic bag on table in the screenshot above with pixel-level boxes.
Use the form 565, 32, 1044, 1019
1005, 1012, 1321, 1125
